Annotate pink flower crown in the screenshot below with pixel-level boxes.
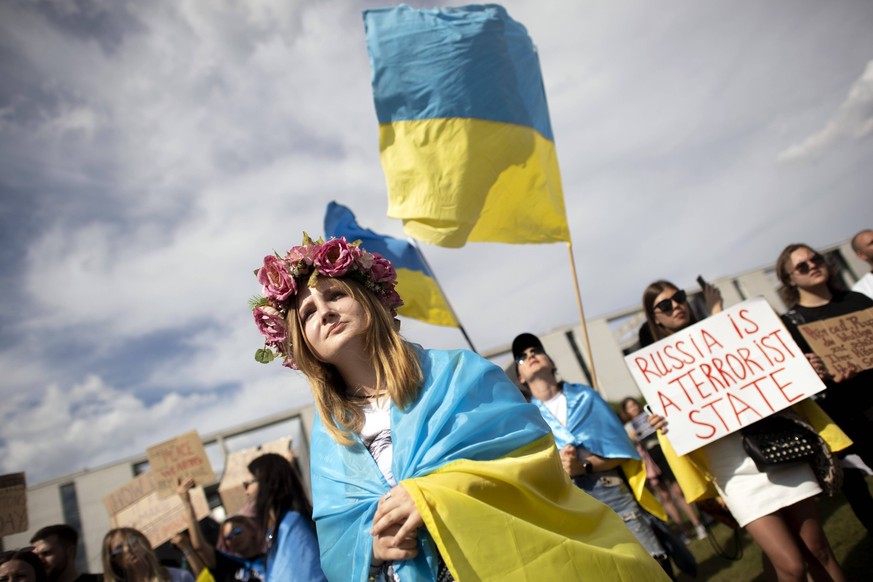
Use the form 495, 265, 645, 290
250, 233, 403, 369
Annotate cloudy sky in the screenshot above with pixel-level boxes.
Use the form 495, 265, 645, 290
2, 0, 872, 484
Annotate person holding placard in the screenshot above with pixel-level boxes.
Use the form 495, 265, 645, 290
776, 243, 873, 533
249, 234, 669, 581
244, 454, 325, 582
176, 477, 267, 582
640, 279, 846, 582
621, 397, 708, 542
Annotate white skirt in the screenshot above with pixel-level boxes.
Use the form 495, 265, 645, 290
704, 432, 821, 527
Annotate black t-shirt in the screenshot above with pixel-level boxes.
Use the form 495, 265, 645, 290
74, 574, 102, 582
211, 551, 266, 582
782, 291, 873, 461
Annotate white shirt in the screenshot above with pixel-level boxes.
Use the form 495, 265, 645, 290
541, 391, 568, 426
852, 271, 873, 300
360, 397, 395, 485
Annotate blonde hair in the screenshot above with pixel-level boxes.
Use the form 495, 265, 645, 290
102, 528, 168, 582
287, 277, 422, 445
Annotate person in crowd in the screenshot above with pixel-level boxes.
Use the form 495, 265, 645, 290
850, 229, 873, 299
0, 549, 48, 582
621, 397, 708, 542
176, 477, 266, 582
30, 524, 100, 582
511, 333, 673, 577
250, 234, 668, 581
245, 454, 325, 582
101, 528, 193, 582
641, 279, 848, 582
776, 243, 873, 533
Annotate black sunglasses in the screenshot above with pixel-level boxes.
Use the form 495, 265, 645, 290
789, 254, 825, 276
653, 289, 687, 314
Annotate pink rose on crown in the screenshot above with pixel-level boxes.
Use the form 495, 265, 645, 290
370, 254, 397, 284
254, 305, 288, 342
357, 250, 374, 271
286, 244, 317, 266
313, 238, 358, 277
257, 255, 296, 301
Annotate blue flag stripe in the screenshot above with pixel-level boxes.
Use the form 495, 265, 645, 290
364, 4, 554, 141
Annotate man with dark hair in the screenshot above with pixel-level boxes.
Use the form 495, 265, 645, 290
30, 524, 100, 582
851, 229, 873, 299
511, 332, 675, 577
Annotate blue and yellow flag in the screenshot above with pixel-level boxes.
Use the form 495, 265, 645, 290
324, 201, 458, 327
364, 5, 570, 248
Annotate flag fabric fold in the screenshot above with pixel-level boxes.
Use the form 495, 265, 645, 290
324, 201, 458, 327
364, 4, 570, 248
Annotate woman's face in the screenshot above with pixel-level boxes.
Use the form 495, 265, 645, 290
108, 532, 147, 575
624, 399, 642, 418
787, 247, 828, 290
296, 278, 367, 366
221, 521, 257, 557
652, 286, 691, 332
0, 560, 36, 582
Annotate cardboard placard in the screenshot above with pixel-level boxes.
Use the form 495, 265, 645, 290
0, 472, 28, 537
218, 436, 294, 516
624, 298, 826, 455
798, 307, 873, 375
103, 470, 209, 548
146, 430, 215, 498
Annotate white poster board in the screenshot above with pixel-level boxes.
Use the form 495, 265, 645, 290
624, 297, 826, 455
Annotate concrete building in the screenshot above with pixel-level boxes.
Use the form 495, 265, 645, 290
3, 239, 868, 572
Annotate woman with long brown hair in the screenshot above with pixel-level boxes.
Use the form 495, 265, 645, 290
101, 528, 192, 582
639, 279, 846, 582
776, 243, 873, 535
250, 234, 668, 581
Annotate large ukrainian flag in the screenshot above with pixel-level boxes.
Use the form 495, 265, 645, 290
364, 5, 570, 248
324, 201, 458, 327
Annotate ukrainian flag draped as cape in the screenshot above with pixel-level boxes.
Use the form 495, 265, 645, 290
363, 5, 570, 248
324, 201, 457, 327
310, 349, 668, 581
532, 383, 667, 521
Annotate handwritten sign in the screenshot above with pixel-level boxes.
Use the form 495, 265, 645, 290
218, 436, 295, 515
0, 472, 27, 537
146, 431, 215, 498
624, 298, 825, 455
798, 308, 873, 375
103, 471, 209, 548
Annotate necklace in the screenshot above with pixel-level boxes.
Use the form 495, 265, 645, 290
348, 385, 380, 399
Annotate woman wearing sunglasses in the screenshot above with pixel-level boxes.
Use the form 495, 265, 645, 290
777, 243, 873, 535
177, 478, 267, 582
102, 528, 194, 582
640, 280, 846, 582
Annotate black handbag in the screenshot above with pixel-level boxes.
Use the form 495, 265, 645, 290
741, 413, 817, 471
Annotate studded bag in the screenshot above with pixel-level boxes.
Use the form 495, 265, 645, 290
741, 413, 817, 471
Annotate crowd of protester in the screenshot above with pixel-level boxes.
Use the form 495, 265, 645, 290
5, 228, 872, 582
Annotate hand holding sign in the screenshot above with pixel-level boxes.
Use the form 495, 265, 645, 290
625, 298, 826, 455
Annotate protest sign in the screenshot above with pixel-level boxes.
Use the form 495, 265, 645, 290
146, 430, 215, 498
218, 436, 294, 515
103, 470, 209, 548
798, 307, 873, 376
624, 297, 825, 455
0, 472, 27, 536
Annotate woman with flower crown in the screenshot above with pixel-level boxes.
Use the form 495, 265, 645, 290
251, 234, 668, 582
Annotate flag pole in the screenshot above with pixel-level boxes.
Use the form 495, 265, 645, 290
408, 238, 478, 354
566, 241, 600, 390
